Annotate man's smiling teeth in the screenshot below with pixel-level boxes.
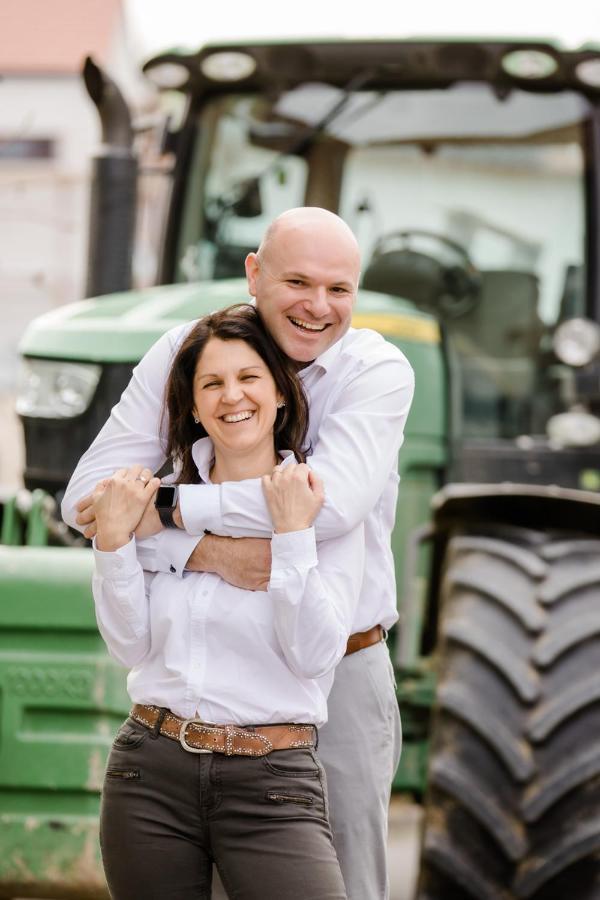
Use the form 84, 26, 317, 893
289, 316, 327, 332
222, 411, 254, 423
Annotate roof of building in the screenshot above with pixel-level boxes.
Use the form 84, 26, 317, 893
1, 0, 124, 74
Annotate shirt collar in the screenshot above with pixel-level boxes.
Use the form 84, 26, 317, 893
190, 437, 295, 484
191, 437, 216, 483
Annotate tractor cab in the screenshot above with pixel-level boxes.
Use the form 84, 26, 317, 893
18, 40, 600, 502
151, 40, 600, 489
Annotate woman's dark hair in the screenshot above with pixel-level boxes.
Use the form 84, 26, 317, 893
164, 304, 309, 484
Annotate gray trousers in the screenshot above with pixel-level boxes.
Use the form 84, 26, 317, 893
318, 640, 402, 900
100, 720, 346, 899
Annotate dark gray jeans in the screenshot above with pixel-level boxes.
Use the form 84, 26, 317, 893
100, 717, 347, 900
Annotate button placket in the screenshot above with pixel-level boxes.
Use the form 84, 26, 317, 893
186, 575, 214, 708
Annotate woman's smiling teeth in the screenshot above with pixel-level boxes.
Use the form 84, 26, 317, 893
221, 410, 255, 424
288, 316, 328, 332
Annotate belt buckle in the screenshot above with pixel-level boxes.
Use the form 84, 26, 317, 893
179, 717, 213, 754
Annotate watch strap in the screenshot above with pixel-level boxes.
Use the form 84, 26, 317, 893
157, 505, 178, 529
155, 484, 180, 529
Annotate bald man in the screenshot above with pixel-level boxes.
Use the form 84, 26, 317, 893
63, 208, 415, 900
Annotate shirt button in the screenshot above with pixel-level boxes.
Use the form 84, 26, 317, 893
170, 565, 176, 573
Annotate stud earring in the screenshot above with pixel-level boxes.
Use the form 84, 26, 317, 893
276, 401, 286, 409
193, 415, 200, 424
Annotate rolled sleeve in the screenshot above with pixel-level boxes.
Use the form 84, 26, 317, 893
92, 536, 139, 578
268, 525, 363, 680
270, 528, 318, 578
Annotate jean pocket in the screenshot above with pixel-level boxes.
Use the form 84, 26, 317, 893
262, 765, 328, 820
261, 748, 321, 778
105, 767, 141, 781
111, 718, 147, 751
265, 790, 314, 808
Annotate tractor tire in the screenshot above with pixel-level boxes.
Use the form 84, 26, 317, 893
417, 533, 600, 900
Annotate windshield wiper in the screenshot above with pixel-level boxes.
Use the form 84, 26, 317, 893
211, 67, 381, 223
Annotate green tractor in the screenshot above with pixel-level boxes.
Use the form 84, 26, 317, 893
5, 36, 600, 899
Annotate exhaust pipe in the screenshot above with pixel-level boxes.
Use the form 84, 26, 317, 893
82, 56, 137, 298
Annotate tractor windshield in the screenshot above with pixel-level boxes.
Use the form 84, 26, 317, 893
176, 81, 589, 440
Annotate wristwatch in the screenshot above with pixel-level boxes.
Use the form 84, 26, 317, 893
154, 484, 180, 529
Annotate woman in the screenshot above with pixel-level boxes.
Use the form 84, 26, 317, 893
91, 304, 364, 900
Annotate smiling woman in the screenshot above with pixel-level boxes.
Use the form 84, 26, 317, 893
193, 339, 282, 480
89, 302, 360, 899
164, 303, 309, 484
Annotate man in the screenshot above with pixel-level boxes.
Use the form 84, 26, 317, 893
62, 207, 415, 899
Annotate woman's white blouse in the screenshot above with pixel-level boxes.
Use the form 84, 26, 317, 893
92, 439, 364, 727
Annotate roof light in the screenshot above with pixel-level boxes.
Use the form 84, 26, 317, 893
145, 63, 190, 90
501, 50, 558, 80
575, 58, 600, 88
200, 51, 256, 83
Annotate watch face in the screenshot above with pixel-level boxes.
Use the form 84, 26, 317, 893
155, 485, 176, 508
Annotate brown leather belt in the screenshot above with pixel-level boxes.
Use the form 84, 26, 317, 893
130, 704, 315, 757
345, 624, 386, 656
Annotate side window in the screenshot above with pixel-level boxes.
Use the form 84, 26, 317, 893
177, 98, 308, 283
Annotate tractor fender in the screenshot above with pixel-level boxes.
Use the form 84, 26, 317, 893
432, 481, 600, 536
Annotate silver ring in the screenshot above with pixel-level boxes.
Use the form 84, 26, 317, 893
135, 476, 148, 483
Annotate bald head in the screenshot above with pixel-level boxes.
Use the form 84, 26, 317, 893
246, 207, 361, 364
258, 207, 361, 273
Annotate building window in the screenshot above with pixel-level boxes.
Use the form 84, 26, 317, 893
0, 138, 55, 160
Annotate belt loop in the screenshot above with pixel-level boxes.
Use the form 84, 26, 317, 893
225, 724, 235, 756
150, 707, 169, 740
313, 725, 319, 751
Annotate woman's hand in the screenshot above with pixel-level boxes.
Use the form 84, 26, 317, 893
262, 463, 324, 534
94, 465, 160, 551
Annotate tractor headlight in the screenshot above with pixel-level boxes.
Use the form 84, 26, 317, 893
16, 359, 101, 419
547, 410, 600, 447
553, 318, 600, 367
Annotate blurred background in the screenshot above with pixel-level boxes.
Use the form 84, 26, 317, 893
2, 0, 599, 488
2, 5, 600, 898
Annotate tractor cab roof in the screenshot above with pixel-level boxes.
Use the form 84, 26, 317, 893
143, 38, 600, 99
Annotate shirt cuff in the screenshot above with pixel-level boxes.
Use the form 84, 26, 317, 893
93, 535, 140, 578
153, 528, 204, 577
271, 527, 318, 571
179, 484, 221, 535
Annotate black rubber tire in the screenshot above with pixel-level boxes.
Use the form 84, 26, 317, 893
417, 533, 600, 900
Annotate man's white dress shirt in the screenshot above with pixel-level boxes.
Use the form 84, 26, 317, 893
92, 439, 364, 727
64, 323, 415, 635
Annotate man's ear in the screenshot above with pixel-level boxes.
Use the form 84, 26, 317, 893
245, 252, 259, 297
